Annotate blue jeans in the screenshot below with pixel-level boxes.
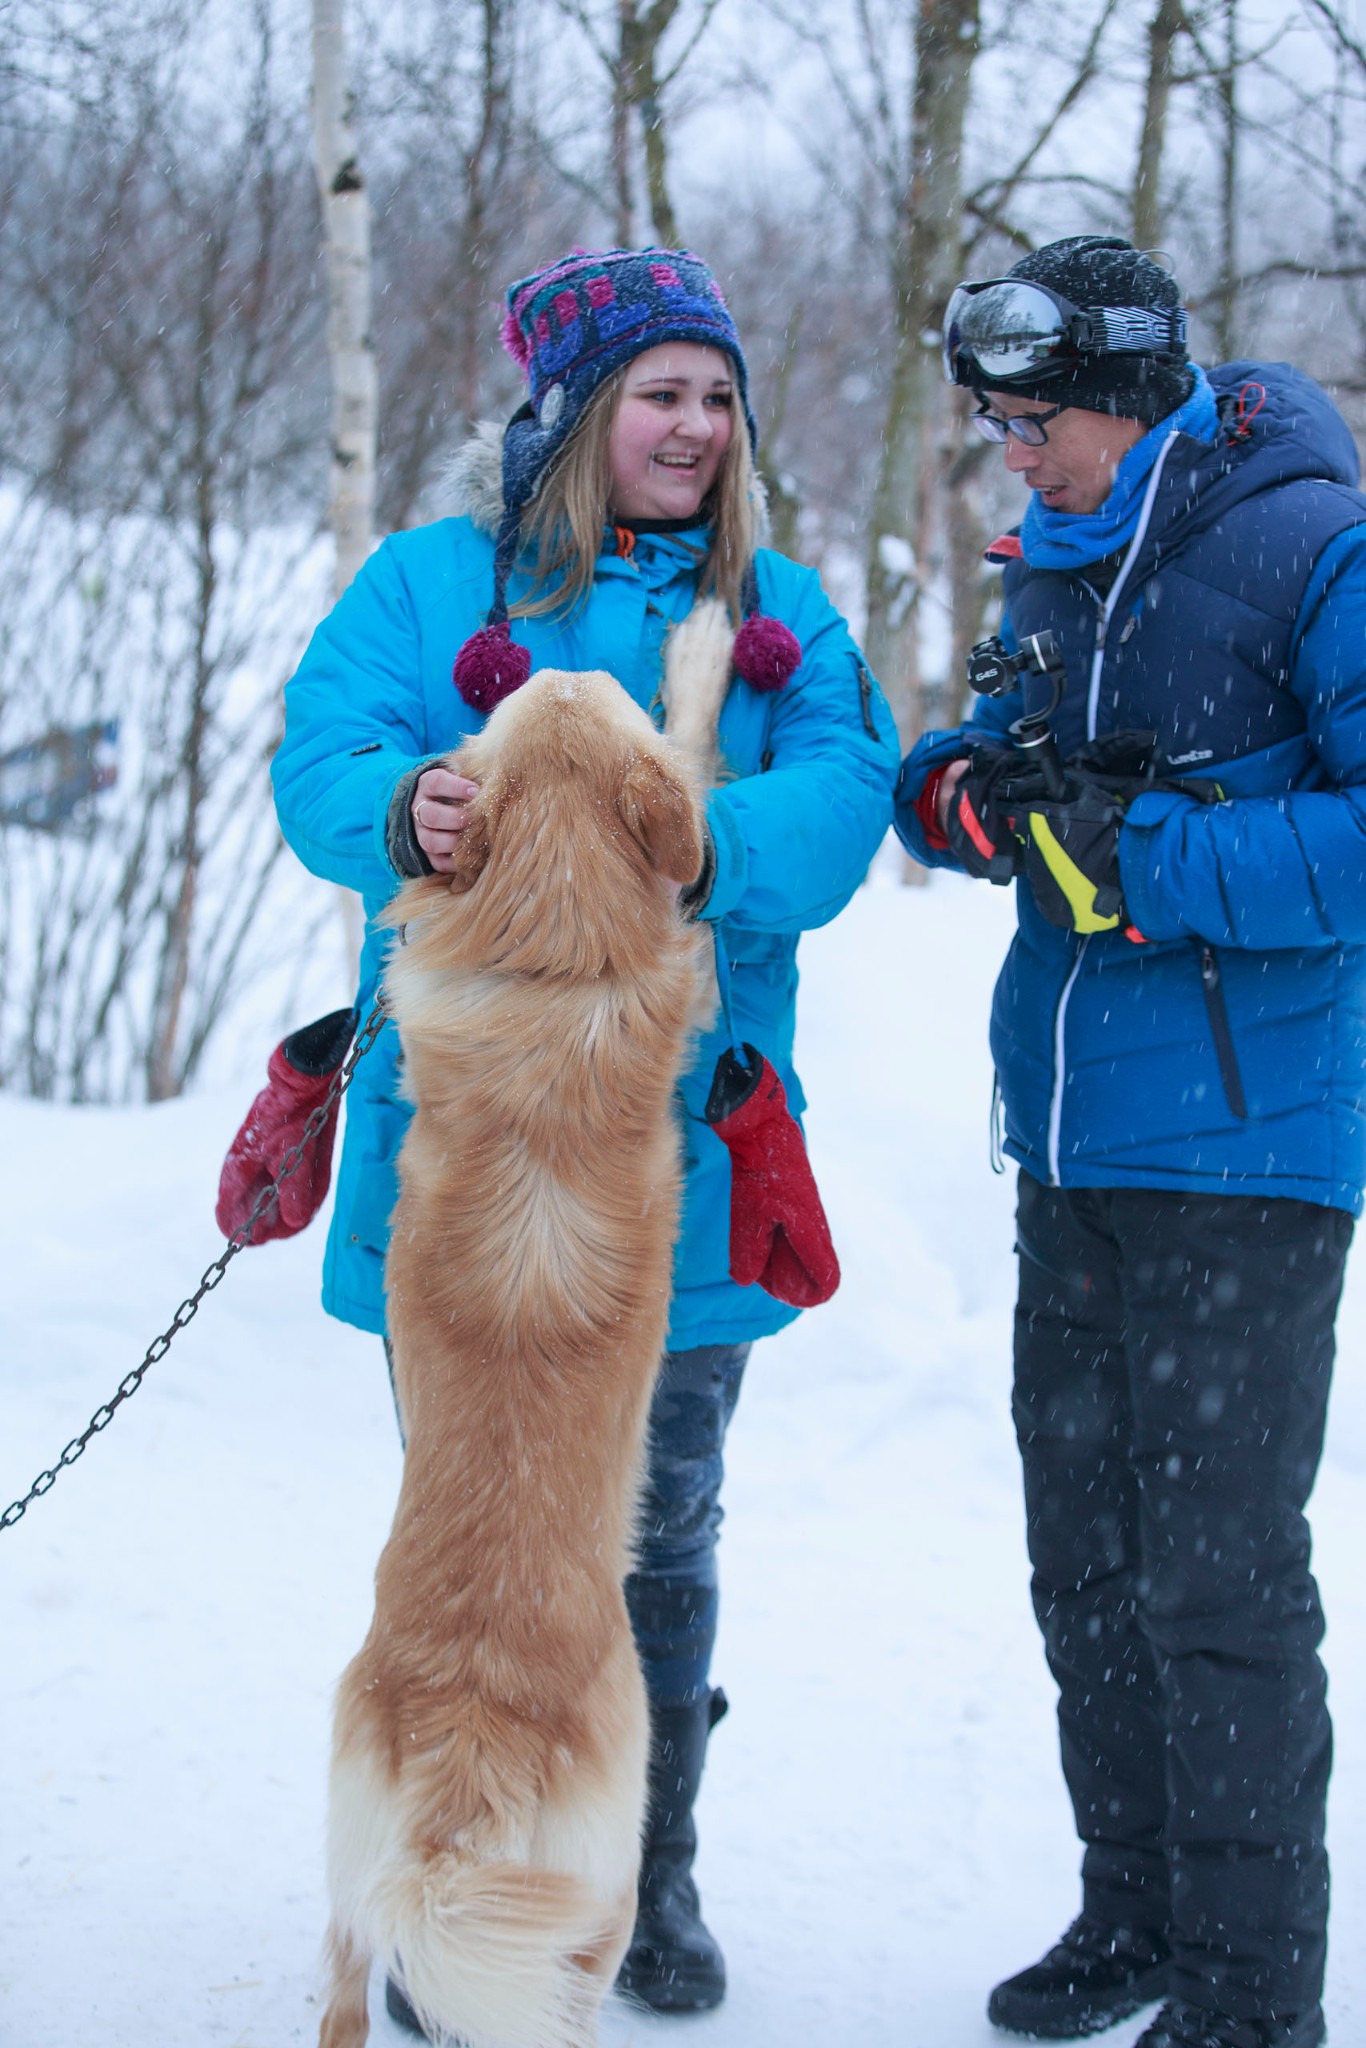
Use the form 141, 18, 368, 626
384, 1338, 751, 1712
625, 1342, 751, 1711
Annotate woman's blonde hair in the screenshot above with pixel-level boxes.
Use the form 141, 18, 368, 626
511, 368, 757, 623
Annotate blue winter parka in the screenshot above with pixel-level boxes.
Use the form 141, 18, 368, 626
895, 361, 1366, 1213
272, 460, 898, 1347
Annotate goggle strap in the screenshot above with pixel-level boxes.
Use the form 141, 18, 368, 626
1091, 305, 1187, 355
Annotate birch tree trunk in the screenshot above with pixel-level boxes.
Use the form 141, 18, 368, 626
615, 0, 685, 246
862, 0, 979, 748
312, 0, 375, 975
1132, 0, 1185, 251
1210, 0, 1241, 360
311, 0, 376, 598
457, 0, 513, 421
613, 0, 638, 242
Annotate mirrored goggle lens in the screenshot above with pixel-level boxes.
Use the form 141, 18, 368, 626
945, 281, 1072, 382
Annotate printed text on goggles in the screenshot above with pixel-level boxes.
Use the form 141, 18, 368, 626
942, 279, 1187, 387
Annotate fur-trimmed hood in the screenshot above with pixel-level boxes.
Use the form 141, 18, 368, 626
441, 418, 770, 540
443, 420, 513, 536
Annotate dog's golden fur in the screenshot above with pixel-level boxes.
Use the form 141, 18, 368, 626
318, 669, 706, 2048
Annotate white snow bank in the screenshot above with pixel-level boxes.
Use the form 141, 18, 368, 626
3, 877, 1364, 2045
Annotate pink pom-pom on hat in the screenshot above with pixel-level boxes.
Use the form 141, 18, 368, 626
500, 308, 532, 371
453, 619, 532, 714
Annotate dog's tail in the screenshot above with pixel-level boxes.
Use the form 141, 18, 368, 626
377, 1854, 617, 2048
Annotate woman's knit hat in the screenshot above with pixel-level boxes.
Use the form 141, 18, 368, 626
453, 246, 800, 714
979, 236, 1195, 423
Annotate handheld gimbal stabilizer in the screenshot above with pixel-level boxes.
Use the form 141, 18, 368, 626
966, 629, 1068, 798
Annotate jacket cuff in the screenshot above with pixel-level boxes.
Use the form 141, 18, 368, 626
894, 737, 973, 867
385, 764, 435, 879
677, 824, 716, 921
1117, 790, 1197, 941
693, 792, 749, 923
915, 769, 951, 852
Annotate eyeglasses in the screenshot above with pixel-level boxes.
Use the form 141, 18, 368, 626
972, 403, 1066, 447
943, 276, 1186, 389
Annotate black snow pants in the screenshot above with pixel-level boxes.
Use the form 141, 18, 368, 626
1013, 1173, 1352, 2024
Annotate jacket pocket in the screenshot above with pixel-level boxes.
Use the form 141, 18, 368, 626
1198, 944, 1248, 1120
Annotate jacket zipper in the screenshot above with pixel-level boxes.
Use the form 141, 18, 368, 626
1046, 941, 1088, 1183
1046, 431, 1181, 1178
857, 663, 879, 738
1085, 428, 1181, 740
1199, 944, 1249, 1120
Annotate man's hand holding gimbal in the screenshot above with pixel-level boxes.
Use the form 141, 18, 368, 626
938, 747, 1135, 935
940, 749, 1027, 884
1017, 785, 1129, 934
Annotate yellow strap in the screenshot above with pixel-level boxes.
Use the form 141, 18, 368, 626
1028, 810, 1121, 933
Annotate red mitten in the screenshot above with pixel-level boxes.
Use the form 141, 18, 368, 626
704, 1044, 840, 1308
215, 1008, 356, 1245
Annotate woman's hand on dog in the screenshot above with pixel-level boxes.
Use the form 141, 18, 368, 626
412, 766, 481, 873
410, 761, 692, 896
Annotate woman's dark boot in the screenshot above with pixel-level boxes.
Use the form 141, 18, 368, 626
617, 1688, 728, 2013
384, 1974, 426, 2037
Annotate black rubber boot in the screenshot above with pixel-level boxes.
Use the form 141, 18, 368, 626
988, 1913, 1172, 2038
384, 1975, 426, 2037
1133, 2001, 1325, 2048
616, 1688, 728, 2013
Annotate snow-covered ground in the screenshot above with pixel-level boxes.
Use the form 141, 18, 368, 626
4, 875, 1365, 2047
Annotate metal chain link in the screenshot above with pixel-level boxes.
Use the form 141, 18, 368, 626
1, 1000, 387, 1534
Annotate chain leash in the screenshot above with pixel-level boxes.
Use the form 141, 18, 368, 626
0, 1000, 388, 1534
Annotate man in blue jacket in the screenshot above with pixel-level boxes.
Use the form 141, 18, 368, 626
896, 236, 1366, 2048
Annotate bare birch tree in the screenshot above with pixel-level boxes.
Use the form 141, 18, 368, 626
553, 0, 723, 244
0, 0, 334, 1102
862, 0, 980, 746
1132, 0, 1187, 251
312, 0, 377, 597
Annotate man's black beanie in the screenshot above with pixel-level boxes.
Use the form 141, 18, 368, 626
981, 234, 1196, 423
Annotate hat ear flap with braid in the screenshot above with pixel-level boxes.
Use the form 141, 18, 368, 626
453, 522, 805, 714
732, 562, 801, 693
453, 504, 533, 714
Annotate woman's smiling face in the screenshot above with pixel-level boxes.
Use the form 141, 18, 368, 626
607, 343, 736, 523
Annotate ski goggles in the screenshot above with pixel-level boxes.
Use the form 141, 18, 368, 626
942, 278, 1187, 388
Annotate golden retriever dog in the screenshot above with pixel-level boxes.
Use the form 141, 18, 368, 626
318, 667, 706, 2048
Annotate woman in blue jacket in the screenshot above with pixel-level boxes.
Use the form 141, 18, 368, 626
897, 238, 1366, 2048
272, 245, 897, 2027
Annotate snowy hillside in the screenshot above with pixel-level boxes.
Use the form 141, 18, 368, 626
4, 875, 1364, 2047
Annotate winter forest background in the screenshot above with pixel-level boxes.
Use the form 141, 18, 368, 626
5, 7, 1366, 2043
1, 0, 1364, 1104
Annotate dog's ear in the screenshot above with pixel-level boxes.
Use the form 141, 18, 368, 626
618, 752, 704, 884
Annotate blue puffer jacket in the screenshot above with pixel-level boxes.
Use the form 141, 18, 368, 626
272, 467, 897, 1346
896, 362, 1366, 1212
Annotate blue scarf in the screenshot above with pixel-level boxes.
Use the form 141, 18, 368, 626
1020, 366, 1219, 572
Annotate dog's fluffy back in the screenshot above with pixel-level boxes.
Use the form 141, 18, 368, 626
320, 670, 705, 2048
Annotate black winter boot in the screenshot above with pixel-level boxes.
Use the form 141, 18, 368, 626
1133, 2001, 1325, 2048
616, 1688, 728, 2013
384, 1975, 426, 2037
988, 1913, 1172, 2038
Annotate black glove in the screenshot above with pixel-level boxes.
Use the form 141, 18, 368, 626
944, 749, 1028, 883
1015, 734, 1222, 934
1018, 786, 1129, 933
948, 730, 1219, 932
